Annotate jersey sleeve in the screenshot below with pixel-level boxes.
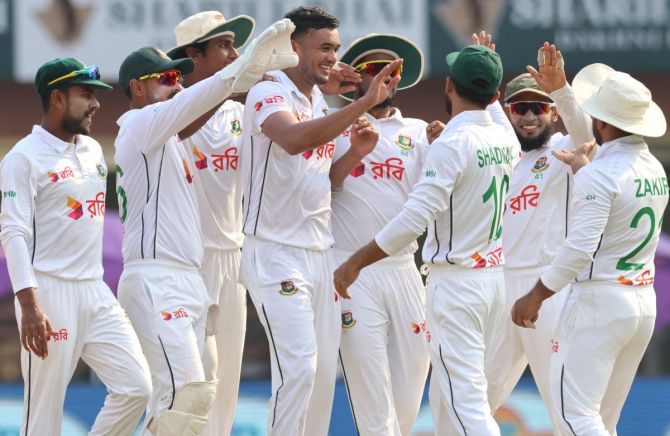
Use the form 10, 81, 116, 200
551, 83, 594, 148
0, 152, 38, 292
375, 134, 466, 255
126, 71, 235, 154
246, 81, 293, 131
541, 165, 618, 291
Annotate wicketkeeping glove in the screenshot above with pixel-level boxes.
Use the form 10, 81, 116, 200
220, 18, 299, 93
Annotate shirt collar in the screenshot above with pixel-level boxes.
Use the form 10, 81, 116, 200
594, 135, 647, 161
32, 124, 74, 153
446, 109, 493, 128
270, 70, 323, 106
116, 109, 138, 127
366, 107, 404, 124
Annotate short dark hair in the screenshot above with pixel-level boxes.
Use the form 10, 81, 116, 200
40, 91, 51, 111
284, 6, 338, 38
453, 79, 494, 108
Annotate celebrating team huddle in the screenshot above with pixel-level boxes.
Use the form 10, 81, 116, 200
0, 5, 666, 436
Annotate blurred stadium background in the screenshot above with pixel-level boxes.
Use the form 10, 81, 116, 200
1, 0, 670, 434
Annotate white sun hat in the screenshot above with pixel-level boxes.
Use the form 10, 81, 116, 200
166, 11, 255, 59
573, 63, 666, 138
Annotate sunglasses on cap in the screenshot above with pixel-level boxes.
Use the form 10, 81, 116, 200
505, 101, 555, 116
47, 65, 101, 86
137, 70, 183, 87
353, 60, 403, 78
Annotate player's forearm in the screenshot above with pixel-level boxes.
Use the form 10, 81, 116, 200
2, 234, 38, 293
143, 72, 234, 149
330, 148, 365, 188
178, 101, 225, 140
347, 239, 389, 271
551, 84, 594, 147
277, 99, 369, 155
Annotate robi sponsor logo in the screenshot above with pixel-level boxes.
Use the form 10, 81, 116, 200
161, 308, 189, 321
48, 328, 69, 342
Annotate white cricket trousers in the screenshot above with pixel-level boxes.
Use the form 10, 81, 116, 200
201, 248, 247, 436
485, 269, 569, 430
116, 260, 208, 434
15, 273, 152, 436
549, 282, 655, 436
426, 265, 504, 436
334, 249, 430, 436
240, 236, 341, 436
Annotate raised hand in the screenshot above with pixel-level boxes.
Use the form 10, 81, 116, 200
527, 42, 567, 94
230, 18, 299, 92
360, 59, 403, 109
350, 116, 379, 158
426, 120, 445, 144
319, 62, 362, 96
472, 30, 496, 51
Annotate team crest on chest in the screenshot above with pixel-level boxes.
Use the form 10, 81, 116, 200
531, 156, 550, 173
395, 134, 414, 150
279, 280, 298, 296
96, 164, 107, 180
230, 119, 242, 136
341, 311, 356, 328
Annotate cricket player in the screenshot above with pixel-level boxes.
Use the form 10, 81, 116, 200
166, 11, 255, 435
331, 33, 431, 435
0, 58, 151, 435
114, 20, 298, 435
485, 43, 593, 429
512, 63, 668, 435
239, 6, 402, 435
335, 38, 518, 435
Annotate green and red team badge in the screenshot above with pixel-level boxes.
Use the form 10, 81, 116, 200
395, 134, 414, 150
96, 164, 107, 180
279, 280, 298, 296
532, 156, 550, 173
341, 311, 356, 328
231, 119, 242, 136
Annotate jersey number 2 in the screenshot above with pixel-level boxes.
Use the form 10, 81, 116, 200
616, 207, 655, 271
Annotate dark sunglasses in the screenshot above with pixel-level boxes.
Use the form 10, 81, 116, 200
353, 60, 403, 78
47, 65, 100, 86
138, 70, 183, 87
506, 101, 555, 116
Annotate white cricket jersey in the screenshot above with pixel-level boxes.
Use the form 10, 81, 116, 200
331, 109, 429, 256
241, 70, 333, 250
182, 100, 244, 251
375, 103, 519, 268
542, 135, 668, 290
503, 84, 594, 272
114, 71, 234, 267
0, 126, 107, 292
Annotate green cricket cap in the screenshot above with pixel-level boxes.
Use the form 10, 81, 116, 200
118, 46, 195, 93
504, 72, 552, 102
34, 58, 112, 97
445, 45, 503, 96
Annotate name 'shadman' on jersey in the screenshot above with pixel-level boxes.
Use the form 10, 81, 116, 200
477, 146, 515, 168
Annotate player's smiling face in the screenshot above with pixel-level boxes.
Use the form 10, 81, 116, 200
292, 27, 340, 86
506, 91, 557, 152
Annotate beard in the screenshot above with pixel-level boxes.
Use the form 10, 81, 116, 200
517, 123, 554, 152
592, 121, 602, 145
444, 93, 452, 117
62, 110, 92, 135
